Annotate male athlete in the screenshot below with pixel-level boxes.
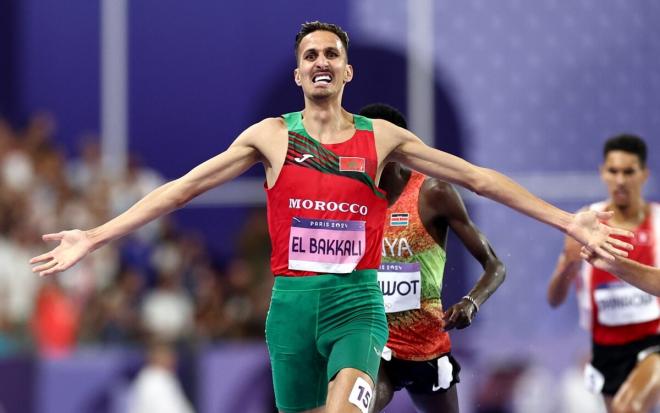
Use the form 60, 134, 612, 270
547, 135, 660, 413
32, 22, 631, 413
360, 104, 505, 413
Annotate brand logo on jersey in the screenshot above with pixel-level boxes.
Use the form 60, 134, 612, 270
289, 198, 368, 216
390, 213, 409, 227
339, 157, 366, 172
294, 154, 315, 163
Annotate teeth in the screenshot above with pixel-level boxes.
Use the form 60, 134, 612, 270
314, 75, 332, 83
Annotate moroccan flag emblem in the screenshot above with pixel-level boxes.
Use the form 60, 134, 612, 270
390, 213, 409, 227
339, 157, 366, 172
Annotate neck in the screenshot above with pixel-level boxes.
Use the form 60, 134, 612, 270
610, 198, 647, 224
301, 96, 352, 138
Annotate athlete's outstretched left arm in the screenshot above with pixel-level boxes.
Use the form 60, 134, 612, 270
375, 120, 634, 261
427, 182, 506, 330
581, 248, 660, 296
29, 119, 279, 276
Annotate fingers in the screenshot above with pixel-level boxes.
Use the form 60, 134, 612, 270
39, 261, 67, 277
603, 242, 628, 258
443, 310, 458, 331
608, 237, 634, 251
29, 251, 53, 264
32, 259, 58, 274
594, 246, 615, 262
42, 232, 64, 242
443, 320, 456, 331
595, 210, 614, 220
607, 227, 635, 239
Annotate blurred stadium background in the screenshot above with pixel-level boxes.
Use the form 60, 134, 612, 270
0, 0, 659, 412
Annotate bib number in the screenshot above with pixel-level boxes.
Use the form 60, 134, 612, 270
378, 263, 421, 313
288, 217, 365, 273
348, 377, 372, 413
594, 283, 660, 326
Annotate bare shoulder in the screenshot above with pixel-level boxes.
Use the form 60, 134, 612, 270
371, 118, 409, 140
243, 117, 286, 139
422, 177, 466, 216
372, 118, 417, 163
424, 177, 455, 198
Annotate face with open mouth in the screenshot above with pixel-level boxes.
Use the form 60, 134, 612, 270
600, 150, 648, 210
295, 30, 353, 99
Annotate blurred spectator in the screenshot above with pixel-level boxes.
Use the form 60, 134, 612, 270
141, 272, 194, 343
128, 341, 195, 413
512, 363, 555, 413
192, 263, 230, 342
31, 279, 79, 357
80, 265, 146, 344
0, 112, 277, 353
475, 361, 527, 413
223, 258, 264, 339
556, 355, 605, 413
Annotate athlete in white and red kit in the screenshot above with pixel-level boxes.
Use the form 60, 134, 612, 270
548, 134, 660, 413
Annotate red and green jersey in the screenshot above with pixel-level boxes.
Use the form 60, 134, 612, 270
266, 111, 388, 276
380, 171, 449, 360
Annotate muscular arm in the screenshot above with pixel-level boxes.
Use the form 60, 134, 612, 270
373, 119, 632, 259
547, 236, 582, 307
31, 118, 283, 276
425, 181, 506, 329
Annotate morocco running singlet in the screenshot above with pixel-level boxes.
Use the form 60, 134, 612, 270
380, 171, 448, 360
577, 202, 660, 346
266, 112, 388, 276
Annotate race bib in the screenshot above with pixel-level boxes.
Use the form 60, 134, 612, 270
289, 217, 365, 273
594, 282, 660, 326
378, 263, 421, 313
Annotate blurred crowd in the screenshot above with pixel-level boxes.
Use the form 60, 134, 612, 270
0, 113, 273, 358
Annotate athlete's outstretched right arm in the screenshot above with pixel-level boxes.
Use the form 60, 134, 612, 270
546, 235, 582, 307
30, 120, 278, 277
374, 120, 634, 261
581, 248, 660, 297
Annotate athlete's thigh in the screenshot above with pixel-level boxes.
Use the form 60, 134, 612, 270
266, 287, 327, 412
326, 367, 375, 413
409, 385, 459, 413
370, 361, 394, 413
612, 354, 660, 413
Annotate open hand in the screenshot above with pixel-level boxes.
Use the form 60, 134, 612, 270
566, 210, 633, 262
443, 299, 477, 330
29, 230, 94, 276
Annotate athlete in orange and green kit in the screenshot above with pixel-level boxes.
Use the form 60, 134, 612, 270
360, 104, 506, 413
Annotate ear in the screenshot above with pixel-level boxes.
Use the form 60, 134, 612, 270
294, 68, 302, 86
343, 64, 353, 84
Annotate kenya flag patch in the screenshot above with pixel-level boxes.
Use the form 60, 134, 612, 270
339, 157, 366, 172
390, 213, 409, 227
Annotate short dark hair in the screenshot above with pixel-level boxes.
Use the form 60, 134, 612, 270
603, 134, 647, 167
294, 21, 349, 59
358, 103, 408, 129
